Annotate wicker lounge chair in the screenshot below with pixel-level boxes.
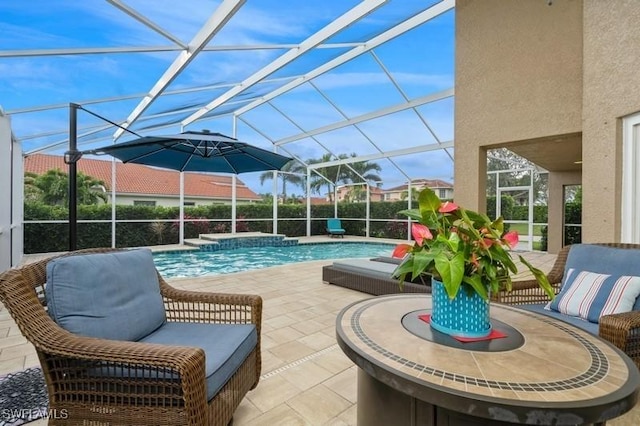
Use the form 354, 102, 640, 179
322, 258, 430, 295
492, 243, 640, 369
0, 248, 262, 426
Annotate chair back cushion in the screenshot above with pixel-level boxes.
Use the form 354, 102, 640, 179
327, 218, 343, 230
46, 249, 166, 341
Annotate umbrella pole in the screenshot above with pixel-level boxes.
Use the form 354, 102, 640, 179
64, 103, 81, 251
179, 172, 184, 245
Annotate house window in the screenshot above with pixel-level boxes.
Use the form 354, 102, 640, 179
133, 200, 156, 207
183, 202, 195, 207
439, 189, 447, 199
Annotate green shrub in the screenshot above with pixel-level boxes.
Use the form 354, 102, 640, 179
27, 199, 519, 253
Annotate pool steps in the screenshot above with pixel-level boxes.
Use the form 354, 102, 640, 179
184, 232, 299, 252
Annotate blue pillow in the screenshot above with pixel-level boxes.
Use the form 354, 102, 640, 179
46, 249, 166, 341
562, 244, 640, 310
547, 268, 640, 323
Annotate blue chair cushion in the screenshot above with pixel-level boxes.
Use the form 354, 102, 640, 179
517, 303, 599, 335
45, 249, 166, 341
563, 244, 640, 310
327, 218, 345, 234
139, 322, 258, 400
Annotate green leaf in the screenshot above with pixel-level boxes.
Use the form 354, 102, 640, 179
418, 188, 441, 217
435, 252, 464, 299
491, 217, 504, 234
519, 255, 556, 300
397, 208, 422, 221
458, 208, 482, 239
489, 247, 518, 273
412, 250, 436, 278
434, 231, 460, 253
392, 258, 415, 292
462, 274, 488, 300
392, 258, 414, 280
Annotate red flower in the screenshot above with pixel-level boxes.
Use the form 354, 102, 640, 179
502, 231, 519, 249
392, 244, 412, 259
482, 238, 495, 248
411, 223, 433, 246
438, 201, 459, 213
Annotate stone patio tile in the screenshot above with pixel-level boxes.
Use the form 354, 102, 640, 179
287, 384, 352, 425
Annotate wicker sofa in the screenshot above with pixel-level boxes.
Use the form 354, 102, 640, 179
0, 248, 262, 426
322, 257, 431, 295
493, 243, 640, 369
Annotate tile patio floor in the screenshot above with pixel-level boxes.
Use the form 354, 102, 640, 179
2, 237, 639, 425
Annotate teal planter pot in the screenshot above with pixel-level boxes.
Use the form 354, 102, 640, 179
430, 279, 492, 338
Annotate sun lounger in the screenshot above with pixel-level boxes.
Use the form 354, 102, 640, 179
326, 218, 346, 238
322, 258, 430, 295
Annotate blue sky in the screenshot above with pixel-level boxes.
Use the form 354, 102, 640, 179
0, 0, 455, 196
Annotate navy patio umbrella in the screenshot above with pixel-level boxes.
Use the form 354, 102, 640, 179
89, 131, 293, 173
66, 129, 292, 250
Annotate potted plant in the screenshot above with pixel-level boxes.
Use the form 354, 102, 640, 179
392, 188, 555, 338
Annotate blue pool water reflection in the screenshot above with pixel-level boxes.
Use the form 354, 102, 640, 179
153, 242, 395, 278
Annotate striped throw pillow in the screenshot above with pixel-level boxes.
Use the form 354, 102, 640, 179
546, 269, 640, 323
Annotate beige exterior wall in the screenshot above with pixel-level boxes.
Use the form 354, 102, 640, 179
455, 0, 640, 251
454, 0, 583, 211
383, 186, 454, 202
581, 0, 640, 242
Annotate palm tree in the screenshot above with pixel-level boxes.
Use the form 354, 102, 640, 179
259, 160, 306, 203
308, 154, 349, 202
25, 168, 108, 206
308, 153, 383, 202
401, 187, 421, 201
343, 154, 382, 186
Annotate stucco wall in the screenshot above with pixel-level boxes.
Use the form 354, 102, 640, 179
581, 0, 640, 242
454, 0, 583, 210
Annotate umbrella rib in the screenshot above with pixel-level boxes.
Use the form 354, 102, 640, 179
121, 144, 171, 163
221, 156, 239, 174
234, 149, 284, 172
182, 151, 196, 172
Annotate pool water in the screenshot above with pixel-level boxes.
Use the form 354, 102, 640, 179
153, 242, 395, 278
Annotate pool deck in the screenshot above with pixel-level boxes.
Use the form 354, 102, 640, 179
3, 236, 640, 425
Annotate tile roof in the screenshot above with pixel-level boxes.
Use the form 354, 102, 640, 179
24, 154, 261, 200
385, 179, 453, 192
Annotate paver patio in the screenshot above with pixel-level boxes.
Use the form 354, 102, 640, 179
2, 238, 639, 425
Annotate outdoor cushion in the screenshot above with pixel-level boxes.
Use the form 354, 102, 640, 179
334, 258, 429, 285
562, 244, 640, 311
332, 258, 398, 279
139, 322, 258, 400
45, 248, 166, 341
518, 303, 599, 335
546, 269, 640, 323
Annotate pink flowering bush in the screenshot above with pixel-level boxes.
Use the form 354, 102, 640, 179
392, 188, 554, 301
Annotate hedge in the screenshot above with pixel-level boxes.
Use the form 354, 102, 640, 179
24, 200, 411, 253
24, 200, 576, 254
486, 196, 547, 223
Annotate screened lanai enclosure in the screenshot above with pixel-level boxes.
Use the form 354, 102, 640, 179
0, 0, 467, 267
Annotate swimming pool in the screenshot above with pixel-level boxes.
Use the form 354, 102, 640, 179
153, 242, 395, 278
